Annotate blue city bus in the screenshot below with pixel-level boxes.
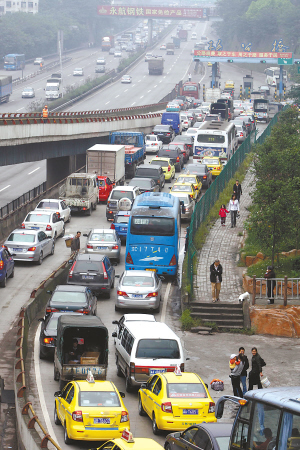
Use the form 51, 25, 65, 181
4, 54, 25, 70
125, 192, 181, 276
216, 387, 300, 450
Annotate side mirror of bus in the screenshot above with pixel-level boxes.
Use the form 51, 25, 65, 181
112, 320, 119, 325
112, 332, 117, 338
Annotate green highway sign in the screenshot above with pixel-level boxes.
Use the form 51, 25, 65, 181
278, 57, 293, 65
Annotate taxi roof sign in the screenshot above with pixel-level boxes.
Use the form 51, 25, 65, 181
174, 364, 182, 376
86, 370, 95, 383
121, 429, 135, 443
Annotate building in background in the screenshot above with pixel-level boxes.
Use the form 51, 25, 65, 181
0, 0, 39, 15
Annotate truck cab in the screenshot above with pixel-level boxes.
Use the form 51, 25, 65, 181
60, 173, 98, 215
97, 176, 115, 202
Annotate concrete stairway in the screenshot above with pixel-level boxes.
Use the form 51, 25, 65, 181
190, 302, 244, 329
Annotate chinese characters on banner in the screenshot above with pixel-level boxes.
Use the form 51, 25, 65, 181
97, 5, 203, 19
194, 50, 293, 58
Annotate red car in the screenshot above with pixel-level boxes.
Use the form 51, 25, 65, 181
168, 142, 189, 163
97, 176, 115, 202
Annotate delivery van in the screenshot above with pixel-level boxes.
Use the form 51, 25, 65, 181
161, 112, 182, 135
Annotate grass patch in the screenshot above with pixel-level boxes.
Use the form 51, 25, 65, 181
246, 254, 300, 278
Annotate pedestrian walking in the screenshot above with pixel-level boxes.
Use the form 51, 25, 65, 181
248, 347, 265, 391
42, 105, 48, 124
264, 266, 276, 304
229, 353, 244, 397
229, 194, 239, 228
219, 204, 229, 226
71, 231, 81, 256
188, 72, 192, 82
233, 180, 242, 202
210, 259, 222, 302
238, 346, 249, 395
184, 226, 190, 253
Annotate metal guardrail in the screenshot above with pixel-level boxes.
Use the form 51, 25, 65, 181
12, 57, 72, 87
251, 276, 300, 305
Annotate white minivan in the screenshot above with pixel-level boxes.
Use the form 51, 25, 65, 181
112, 320, 185, 392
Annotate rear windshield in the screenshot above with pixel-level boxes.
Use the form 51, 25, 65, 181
122, 275, 154, 287
131, 179, 151, 188
115, 215, 130, 224
146, 136, 157, 142
74, 261, 101, 272
51, 291, 86, 303
150, 160, 168, 167
154, 126, 169, 131
172, 184, 192, 192
25, 213, 51, 223
131, 217, 175, 236
177, 176, 197, 184
136, 339, 180, 359
7, 233, 35, 242
90, 233, 115, 241
79, 391, 120, 407
167, 383, 207, 398
37, 201, 59, 209
136, 168, 158, 177
110, 190, 133, 200
158, 150, 177, 157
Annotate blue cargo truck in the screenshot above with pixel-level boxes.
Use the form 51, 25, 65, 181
109, 132, 146, 178
0, 76, 12, 103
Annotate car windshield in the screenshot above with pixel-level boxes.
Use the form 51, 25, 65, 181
90, 233, 115, 241
136, 339, 180, 359
36, 201, 59, 209
167, 383, 207, 398
7, 233, 35, 242
79, 391, 120, 407
51, 292, 86, 303
151, 160, 168, 167
110, 191, 133, 200
25, 213, 51, 223
115, 215, 130, 224
172, 184, 192, 192
122, 276, 154, 287
131, 217, 175, 236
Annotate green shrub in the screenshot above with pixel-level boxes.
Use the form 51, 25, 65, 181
180, 310, 195, 331
246, 255, 300, 278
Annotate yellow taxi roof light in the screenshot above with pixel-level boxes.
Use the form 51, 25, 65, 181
86, 370, 95, 383
239, 399, 248, 406
174, 365, 182, 376
121, 429, 135, 443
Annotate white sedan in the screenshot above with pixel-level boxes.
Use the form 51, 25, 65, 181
114, 50, 122, 57
22, 210, 65, 240
73, 67, 84, 76
121, 75, 132, 84
34, 199, 71, 223
145, 134, 163, 153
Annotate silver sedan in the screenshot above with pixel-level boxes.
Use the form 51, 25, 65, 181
115, 270, 163, 312
83, 229, 121, 263
4, 229, 55, 265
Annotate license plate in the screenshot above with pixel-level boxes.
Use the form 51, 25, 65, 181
132, 294, 143, 298
149, 368, 166, 375
97, 247, 108, 250
30, 226, 39, 230
94, 418, 110, 424
146, 268, 156, 272
13, 248, 23, 252
82, 275, 94, 280
121, 228, 126, 231
183, 409, 198, 415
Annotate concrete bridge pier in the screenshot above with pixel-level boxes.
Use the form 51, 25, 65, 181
46, 154, 86, 189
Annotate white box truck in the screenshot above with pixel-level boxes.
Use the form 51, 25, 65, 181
86, 144, 126, 185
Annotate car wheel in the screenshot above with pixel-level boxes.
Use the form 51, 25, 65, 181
67, 214, 71, 223
116, 361, 123, 377
152, 413, 160, 435
10, 268, 14, 278
86, 207, 92, 216
61, 226, 65, 238
125, 373, 132, 393
39, 348, 45, 359
37, 252, 43, 265
154, 304, 160, 313
106, 290, 111, 299
158, 186, 161, 192
54, 404, 61, 425
0, 275, 7, 288
161, 180, 165, 188
50, 243, 55, 255
54, 366, 59, 381
94, 305, 97, 316
111, 277, 115, 288
53, 232, 57, 242
64, 423, 72, 445
138, 395, 146, 416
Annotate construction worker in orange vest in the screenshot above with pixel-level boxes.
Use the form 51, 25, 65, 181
42, 105, 48, 123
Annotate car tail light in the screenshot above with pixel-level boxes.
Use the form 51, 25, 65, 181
72, 411, 83, 422
130, 362, 135, 374
120, 411, 129, 422
27, 247, 36, 252
46, 307, 59, 313
146, 292, 158, 297
75, 309, 89, 314
43, 337, 54, 344
86, 244, 93, 249
117, 291, 129, 297
110, 223, 115, 229
0, 261, 3, 270
21, 223, 25, 228
240, 133, 244, 137
176, 157, 179, 162
203, 175, 207, 180
161, 402, 173, 413
168, 166, 171, 171
112, 245, 119, 250
69, 261, 76, 278
102, 262, 108, 280
166, 133, 170, 136
169, 254, 176, 266
209, 402, 215, 413
46, 225, 52, 231
126, 252, 133, 264
157, 180, 160, 184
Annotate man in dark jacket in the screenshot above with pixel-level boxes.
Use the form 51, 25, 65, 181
210, 259, 222, 302
264, 266, 276, 304
239, 346, 249, 395
233, 180, 242, 201
248, 347, 264, 390
71, 231, 81, 255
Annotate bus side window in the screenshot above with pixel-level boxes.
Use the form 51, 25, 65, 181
279, 412, 300, 450
232, 421, 249, 450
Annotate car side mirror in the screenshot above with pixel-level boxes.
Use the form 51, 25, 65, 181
173, 432, 181, 438
54, 391, 61, 397
140, 383, 147, 389
115, 275, 120, 278
68, 260, 73, 265
159, 275, 165, 281
46, 290, 52, 294
119, 392, 125, 398
205, 383, 208, 389
38, 317, 44, 322
186, 357, 190, 360
112, 320, 119, 325
112, 332, 117, 338
83, 233, 88, 237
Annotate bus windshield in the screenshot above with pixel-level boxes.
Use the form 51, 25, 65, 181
4, 57, 15, 64
131, 217, 175, 236
197, 134, 225, 144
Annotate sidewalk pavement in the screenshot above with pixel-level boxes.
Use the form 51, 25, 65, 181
193, 169, 255, 303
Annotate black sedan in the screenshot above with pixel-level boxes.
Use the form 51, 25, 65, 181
152, 125, 175, 144
128, 177, 159, 193
45, 285, 97, 316
172, 134, 194, 156
165, 423, 232, 450
188, 163, 213, 188
39, 312, 82, 359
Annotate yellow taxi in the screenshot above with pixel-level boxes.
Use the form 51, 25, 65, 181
54, 375, 130, 443
138, 370, 217, 434
176, 174, 202, 198
201, 157, 223, 177
170, 182, 197, 200
94, 429, 164, 450
225, 80, 234, 89
150, 157, 175, 182
207, 62, 212, 66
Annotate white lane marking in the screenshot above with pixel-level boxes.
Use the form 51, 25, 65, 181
140, 95, 144, 99
115, 94, 119, 98
138, 79, 141, 83
28, 167, 40, 175
105, 101, 110, 105
17, 107, 24, 112
159, 80, 162, 83
0, 185, 10, 192
147, 90, 151, 93
131, 84, 136, 88
154, 85, 157, 88
36, 88, 42, 91
161, 282, 171, 323
131, 102, 136, 106
34, 324, 59, 444
124, 89, 128, 92
67, 74, 71, 76
163, 76, 166, 79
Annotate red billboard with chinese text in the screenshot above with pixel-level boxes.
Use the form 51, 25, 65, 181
97, 5, 203, 19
